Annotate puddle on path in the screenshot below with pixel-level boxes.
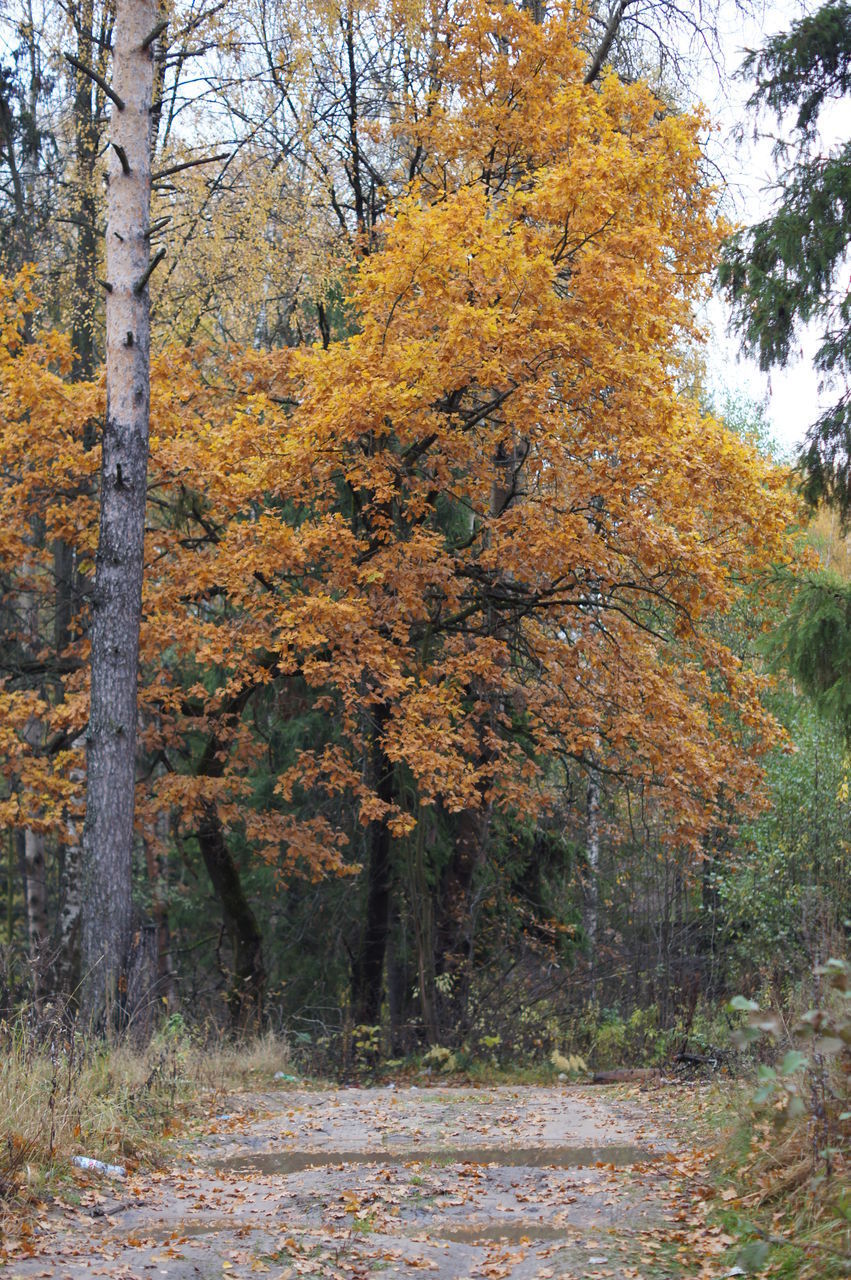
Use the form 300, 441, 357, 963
436, 1221, 572, 1244
213, 1145, 655, 1176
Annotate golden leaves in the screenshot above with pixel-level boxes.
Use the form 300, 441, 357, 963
0, 2, 803, 873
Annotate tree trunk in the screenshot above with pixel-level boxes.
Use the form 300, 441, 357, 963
432, 800, 489, 1038
23, 829, 48, 991
408, 812, 439, 1044
125, 921, 158, 1045
54, 833, 83, 1001
81, 0, 157, 1026
585, 764, 601, 998
54, 5, 107, 1001
197, 800, 265, 1029
70, 0, 102, 391
351, 708, 395, 1026
143, 804, 177, 1010
193, 689, 268, 1028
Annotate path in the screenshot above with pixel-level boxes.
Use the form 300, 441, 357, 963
5, 1084, 712, 1279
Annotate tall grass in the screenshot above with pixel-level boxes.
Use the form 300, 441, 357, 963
0, 1009, 292, 1210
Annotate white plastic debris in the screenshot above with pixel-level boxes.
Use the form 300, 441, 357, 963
72, 1155, 126, 1179
587, 1258, 608, 1265
724, 1270, 746, 1278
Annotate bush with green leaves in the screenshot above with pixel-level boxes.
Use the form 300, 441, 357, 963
729, 957, 851, 1143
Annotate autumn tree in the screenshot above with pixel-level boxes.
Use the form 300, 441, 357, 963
128, 1, 793, 1033
0, 0, 798, 1038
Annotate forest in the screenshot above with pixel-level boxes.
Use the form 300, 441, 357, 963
0, 1, 849, 1277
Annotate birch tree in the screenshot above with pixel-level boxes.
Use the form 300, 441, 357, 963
80, 0, 160, 1024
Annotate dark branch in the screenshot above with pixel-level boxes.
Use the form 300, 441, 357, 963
64, 52, 125, 111
133, 247, 166, 295
151, 152, 231, 182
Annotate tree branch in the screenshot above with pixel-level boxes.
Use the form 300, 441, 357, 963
64, 52, 125, 111
585, 0, 633, 85
151, 152, 230, 182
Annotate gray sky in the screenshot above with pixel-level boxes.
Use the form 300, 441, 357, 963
692, 0, 845, 455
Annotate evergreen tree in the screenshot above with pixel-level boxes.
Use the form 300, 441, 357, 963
769, 571, 851, 742
719, 3, 851, 517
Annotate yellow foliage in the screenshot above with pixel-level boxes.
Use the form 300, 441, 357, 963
0, 2, 801, 880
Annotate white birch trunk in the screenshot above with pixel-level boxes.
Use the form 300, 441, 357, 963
81, 0, 157, 1025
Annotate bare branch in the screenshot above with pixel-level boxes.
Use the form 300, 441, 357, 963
585, 0, 633, 86
64, 52, 125, 111
151, 151, 231, 182
133, 247, 166, 295
111, 142, 130, 174
141, 19, 169, 51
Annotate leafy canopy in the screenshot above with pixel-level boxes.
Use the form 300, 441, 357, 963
0, 2, 797, 881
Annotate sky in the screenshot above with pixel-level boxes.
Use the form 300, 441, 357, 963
690, 0, 843, 456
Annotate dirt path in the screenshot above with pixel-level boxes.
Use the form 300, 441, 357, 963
5, 1084, 715, 1279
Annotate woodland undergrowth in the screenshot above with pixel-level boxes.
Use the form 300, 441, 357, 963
0, 1008, 291, 1217
713, 959, 851, 1279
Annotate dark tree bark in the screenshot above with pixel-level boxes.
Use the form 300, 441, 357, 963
81, 0, 158, 1026
197, 801, 266, 1030
194, 686, 268, 1027
351, 706, 395, 1026
432, 799, 490, 1038
69, 0, 108, 390
55, 5, 107, 1003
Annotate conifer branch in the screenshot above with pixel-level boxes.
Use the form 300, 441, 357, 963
141, 19, 169, 50
63, 53, 125, 111
111, 143, 130, 175
151, 152, 231, 182
133, 248, 166, 295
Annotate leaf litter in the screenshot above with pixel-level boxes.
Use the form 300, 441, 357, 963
1, 1082, 745, 1279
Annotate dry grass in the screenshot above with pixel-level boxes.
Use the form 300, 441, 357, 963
0, 1010, 293, 1211
190, 1027, 295, 1092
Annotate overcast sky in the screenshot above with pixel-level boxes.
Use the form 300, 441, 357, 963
691, 0, 841, 456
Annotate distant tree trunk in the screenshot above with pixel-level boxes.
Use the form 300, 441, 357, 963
194, 696, 267, 1027
69, 0, 104, 391
21, 602, 49, 996
408, 812, 439, 1044
143, 806, 177, 1009
585, 763, 601, 997
54, 829, 83, 999
23, 829, 48, 987
432, 798, 490, 1038
351, 706, 395, 1026
81, 0, 157, 1026
125, 921, 158, 1043
197, 801, 265, 1029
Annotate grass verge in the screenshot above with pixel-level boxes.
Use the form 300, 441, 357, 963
0, 1010, 292, 1216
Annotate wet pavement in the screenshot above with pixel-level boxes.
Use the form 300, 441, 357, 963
5, 1084, 679, 1279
